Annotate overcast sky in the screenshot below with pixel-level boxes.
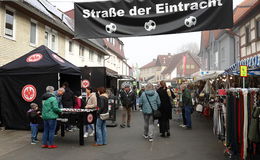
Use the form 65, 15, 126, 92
50, 0, 244, 67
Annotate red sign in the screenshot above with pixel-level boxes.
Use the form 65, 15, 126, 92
52, 54, 65, 63
21, 85, 37, 102
26, 53, 43, 62
82, 80, 90, 88
218, 89, 227, 96
87, 113, 93, 123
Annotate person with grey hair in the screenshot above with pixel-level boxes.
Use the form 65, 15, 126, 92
41, 86, 61, 149
54, 88, 65, 136
139, 83, 161, 142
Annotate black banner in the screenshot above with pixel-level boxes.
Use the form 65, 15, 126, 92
75, 0, 233, 38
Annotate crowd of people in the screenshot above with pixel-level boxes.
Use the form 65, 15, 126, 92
26, 80, 194, 148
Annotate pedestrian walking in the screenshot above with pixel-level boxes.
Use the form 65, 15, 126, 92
132, 86, 137, 111
179, 84, 187, 128
84, 87, 97, 138
27, 103, 41, 144
182, 84, 193, 129
157, 81, 175, 137
41, 86, 61, 149
120, 85, 136, 128
93, 87, 108, 146
139, 83, 161, 142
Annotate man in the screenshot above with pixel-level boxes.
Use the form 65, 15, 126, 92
54, 88, 65, 136
182, 84, 193, 129
120, 85, 136, 128
41, 86, 61, 149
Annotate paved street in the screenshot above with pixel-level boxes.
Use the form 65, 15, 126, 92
0, 111, 224, 160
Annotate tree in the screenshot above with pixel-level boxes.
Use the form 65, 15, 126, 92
178, 42, 200, 55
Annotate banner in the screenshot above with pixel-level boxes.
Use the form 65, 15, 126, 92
75, 0, 233, 38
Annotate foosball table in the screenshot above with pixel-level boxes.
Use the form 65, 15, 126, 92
58, 108, 97, 145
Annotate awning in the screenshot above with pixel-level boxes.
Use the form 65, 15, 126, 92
106, 68, 118, 78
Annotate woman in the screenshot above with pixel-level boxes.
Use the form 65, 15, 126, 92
93, 87, 108, 146
42, 86, 61, 149
157, 81, 175, 137
84, 87, 97, 138
139, 83, 161, 142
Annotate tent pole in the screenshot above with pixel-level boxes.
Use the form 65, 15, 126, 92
58, 73, 60, 88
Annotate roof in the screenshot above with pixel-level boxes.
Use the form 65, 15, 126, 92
161, 52, 187, 75
156, 54, 174, 66
65, 9, 74, 19
0, 45, 81, 75
233, 0, 259, 25
140, 59, 157, 69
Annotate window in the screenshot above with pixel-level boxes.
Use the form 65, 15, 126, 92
257, 20, 260, 39
79, 45, 84, 57
5, 10, 14, 38
109, 38, 115, 45
30, 21, 37, 45
119, 44, 122, 51
51, 34, 56, 50
245, 26, 251, 44
186, 64, 190, 69
89, 49, 94, 61
97, 54, 102, 64
191, 65, 195, 69
69, 41, 73, 53
45, 31, 49, 46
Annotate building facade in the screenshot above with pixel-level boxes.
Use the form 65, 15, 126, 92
199, 0, 260, 71
0, 0, 108, 68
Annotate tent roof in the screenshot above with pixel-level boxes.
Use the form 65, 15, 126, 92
0, 45, 81, 75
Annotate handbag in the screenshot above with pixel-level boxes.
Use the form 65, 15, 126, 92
196, 104, 203, 112
100, 112, 109, 120
145, 93, 161, 119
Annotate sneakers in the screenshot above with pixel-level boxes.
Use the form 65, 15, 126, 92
31, 141, 36, 145
48, 145, 58, 149
41, 145, 48, 148
120, 124, 126, 128
127, 124, 131, 128
89, 131, 95, 137
166, 132, 171, 137
148, 138, 154, 142
179, 124, 187, 128
143, 134, 148, 139
84, 133, 88, 138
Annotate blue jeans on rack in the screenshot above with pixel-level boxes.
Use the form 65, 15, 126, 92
42, 120, 57, 146
185, 106, 192, 128
96, 118, 107, 145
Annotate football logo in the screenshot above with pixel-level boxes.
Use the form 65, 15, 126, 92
52, 54, 65, 63
184, 16, 197, 28
26, 53, 43, 62
22, 85, 37, 102
105, 23, 117, 34
87, 113, 93, 123
144, 20, 156, 31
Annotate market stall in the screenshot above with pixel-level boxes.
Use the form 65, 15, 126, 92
0, 45, 81, 130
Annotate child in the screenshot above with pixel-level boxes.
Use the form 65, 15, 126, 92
27, 103, 41, 144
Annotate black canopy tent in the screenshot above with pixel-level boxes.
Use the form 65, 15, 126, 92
0, 45, 81, 129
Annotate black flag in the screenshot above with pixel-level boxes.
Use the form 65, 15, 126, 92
75, 0, 233, 39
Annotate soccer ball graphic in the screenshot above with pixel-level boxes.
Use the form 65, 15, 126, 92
105, 23, 117, 34
144, 20, 156, 31
184, 16, 197, 28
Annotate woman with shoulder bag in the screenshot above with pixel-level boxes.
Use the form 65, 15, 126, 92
139, 83, 161, 142
92, 87, 108, 146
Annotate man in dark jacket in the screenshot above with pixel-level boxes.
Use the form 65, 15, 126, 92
182, 84, 193, 129
120, 85, 136, 128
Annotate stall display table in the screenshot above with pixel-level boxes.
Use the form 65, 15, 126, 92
58, 108, 97, 145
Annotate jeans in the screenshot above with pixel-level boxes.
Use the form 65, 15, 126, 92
85, 124, 94, 133
122, 107, 131, 125
143, 114, 154, 138
96, 118, 107, 145
185, 106, 192, 128
42, 120, 57, 146
30, 123, 38, 141
182, 108, 187, 125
